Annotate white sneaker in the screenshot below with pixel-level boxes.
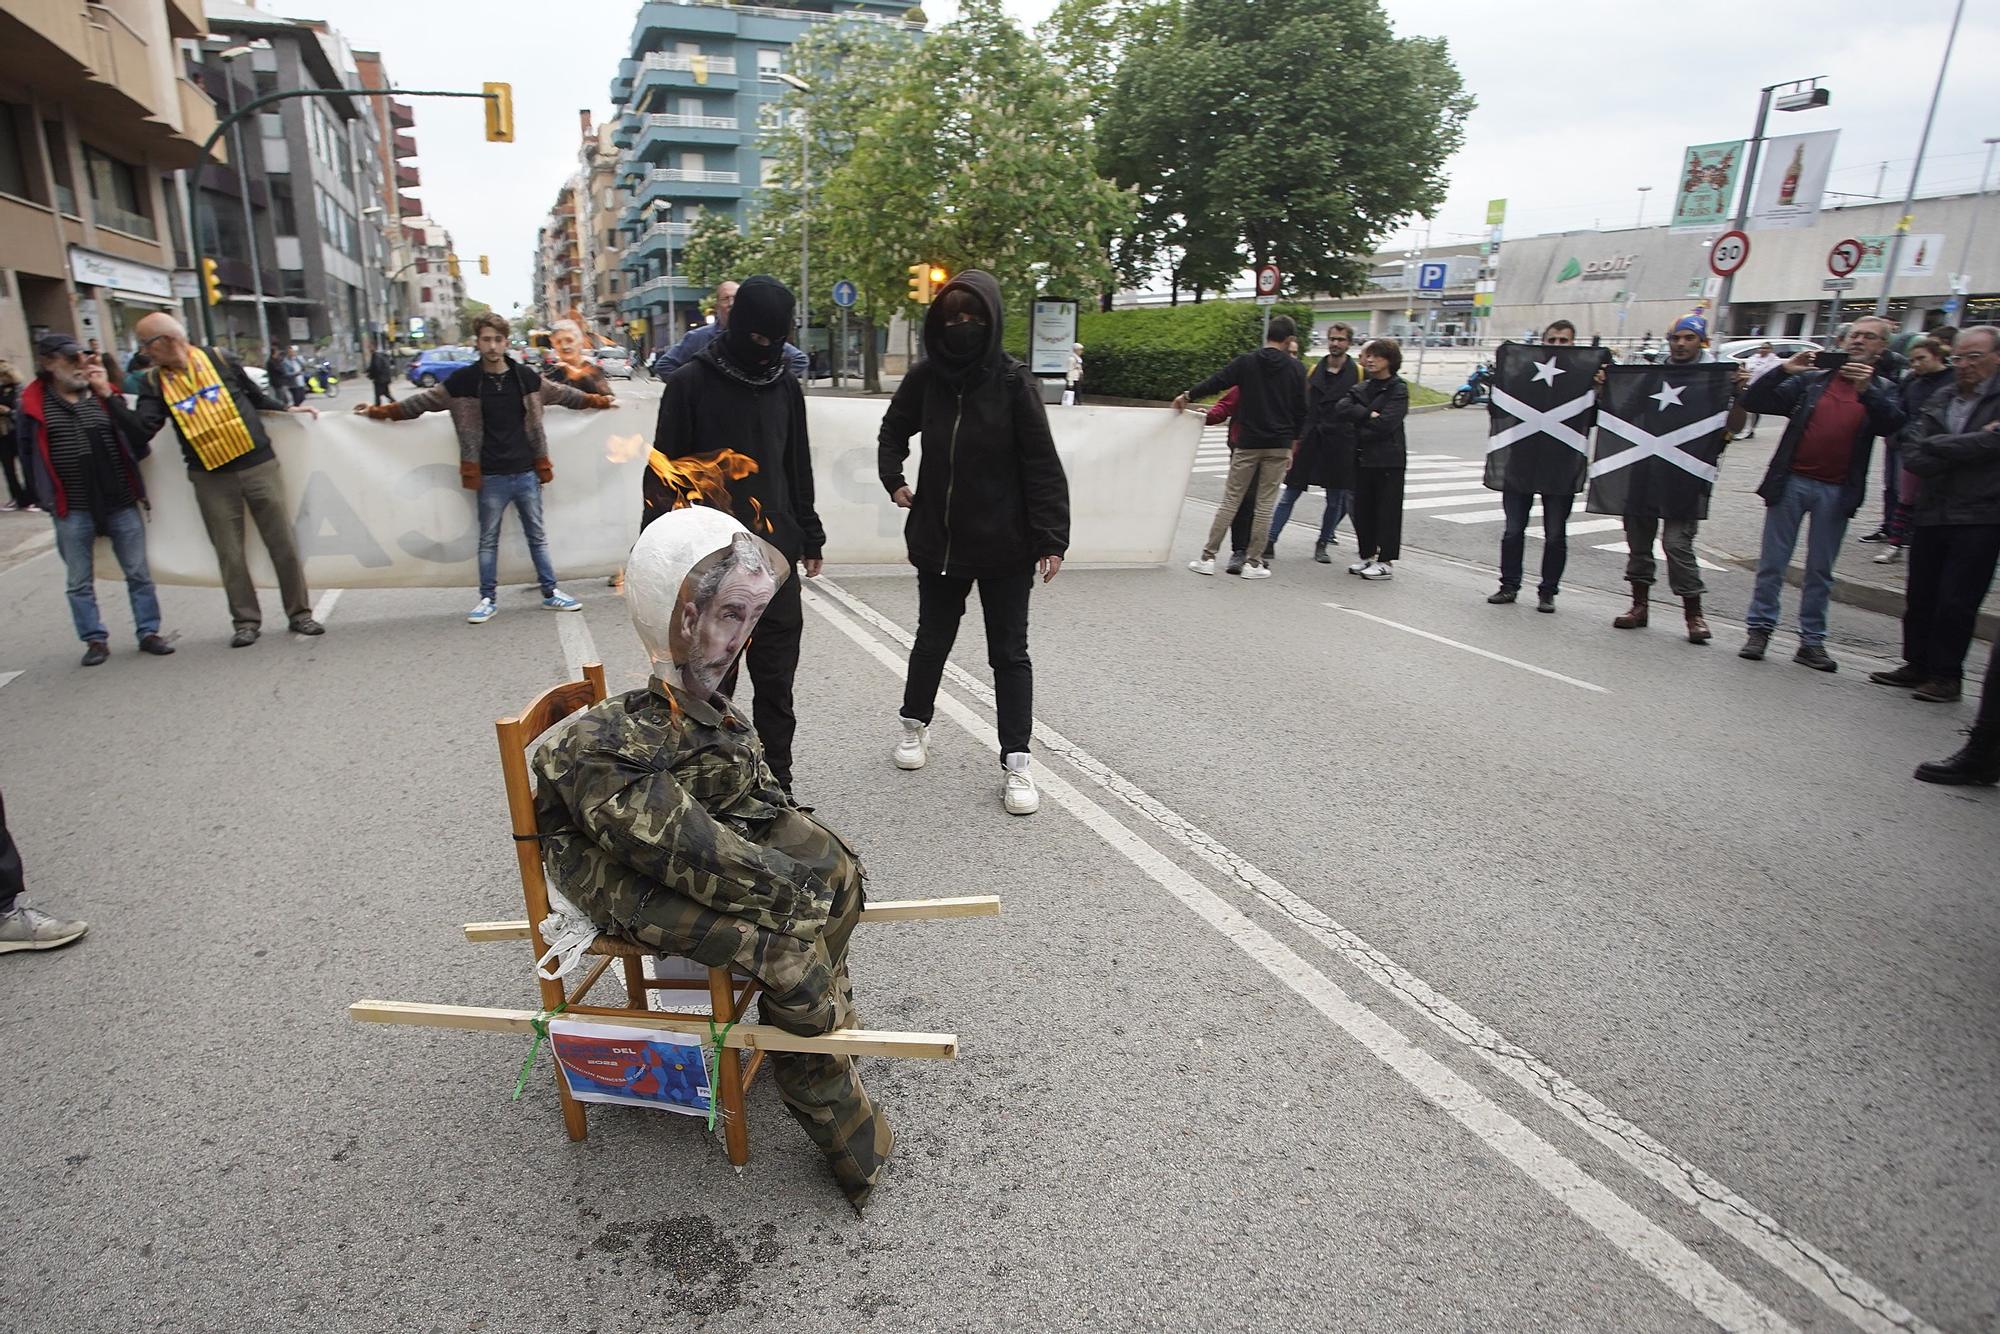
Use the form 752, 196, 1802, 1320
1873, 546, 1904, 564
1347, 558, 1371, 574
1187, 556, 1216, 576
1002, 751, 1039, 815
1239, 562, 1273, 580
1360, 561, 1394, 580
0, 904, 88, 953
893, 717, 928, 770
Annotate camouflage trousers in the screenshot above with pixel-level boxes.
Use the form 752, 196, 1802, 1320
610, 809, 892, 1208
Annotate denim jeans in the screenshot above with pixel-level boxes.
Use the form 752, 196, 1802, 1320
1747, 473, 1850, 645
477, 471, 558, 601
52, 505, 160, 644
1269, 485, 1349, 548
1498, 490, 1574, 597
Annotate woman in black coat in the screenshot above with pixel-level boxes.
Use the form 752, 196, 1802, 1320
1340, 338, 1410, 580
1267, 324, 1359, 563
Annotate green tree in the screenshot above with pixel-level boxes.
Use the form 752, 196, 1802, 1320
680, 208, 747, 293
1100, 0, 1472, 300
460, 297, 491, 333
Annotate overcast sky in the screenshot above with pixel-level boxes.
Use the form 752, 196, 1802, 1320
282, 0, 2000, 313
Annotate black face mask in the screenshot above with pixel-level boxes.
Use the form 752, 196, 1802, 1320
725, 327, 785, 373
941, 321, 988, 360
722, 276, 795, 376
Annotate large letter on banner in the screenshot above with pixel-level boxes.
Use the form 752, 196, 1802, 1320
104, 390, 1203, 587
1482, 343, 1606, 497
1585, 364, 1734, 522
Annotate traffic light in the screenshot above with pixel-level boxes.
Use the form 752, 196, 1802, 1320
448, 253, 462, 280
483, 82, 513, 144
908, 262, 949, 304
201, 257, 221, 307
478, 254, 490, 276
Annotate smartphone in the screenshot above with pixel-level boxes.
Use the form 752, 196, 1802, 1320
1814, 351, 1848, 371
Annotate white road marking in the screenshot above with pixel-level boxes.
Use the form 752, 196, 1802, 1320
1407, 479, 1501, 494
0, 670, 20, 692
557, 606, 597, 680
311, 588, 343, 624
4, 528, 55, 558
1404, 492, 1516, 511
805, 584, 1794, 1334
1435, 508, 1511, 524
1326, 602, 1611, 692
810, 574, 1936, 1334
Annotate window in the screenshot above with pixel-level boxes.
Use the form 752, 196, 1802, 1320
0, 103, 32, 200
269, 179, 296, 234
421, 286, 432, 303
84, 144, 154, 239
279, 268, 308, 297
257, 112, 283, 140
44, 120, 75, 215
680, 151, 704, 174
757, 49, 782, 80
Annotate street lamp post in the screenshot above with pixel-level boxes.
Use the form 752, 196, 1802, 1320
777, 73, 812, 364
214, 44, 272, 359
1712, 75, 1830, 336
1877, 0, 1967, 322
1948, 136, 1999, 319
1635, 185, 1651, 229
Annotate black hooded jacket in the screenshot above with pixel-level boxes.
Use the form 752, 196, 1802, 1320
1186, 347, 1307, 450
644, 280, 823, 562
877, 270, 1070, 577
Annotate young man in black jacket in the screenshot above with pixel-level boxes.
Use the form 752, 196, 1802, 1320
645, 275, 824, 793
365, 342, 394, 406
878, 270, 1070, 815
1174, 317, 1307, 580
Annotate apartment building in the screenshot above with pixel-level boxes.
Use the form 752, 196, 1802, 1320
400, 213, 462, 345
0, 0, 221, 369
354, 48, 422, 347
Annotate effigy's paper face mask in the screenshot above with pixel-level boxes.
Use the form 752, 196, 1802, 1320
627, 509, 789, 699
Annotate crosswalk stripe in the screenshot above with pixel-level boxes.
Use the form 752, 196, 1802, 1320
1594, 540, 1725, 571
1406, 479, 1496, 494
1403, 492, 1508, 510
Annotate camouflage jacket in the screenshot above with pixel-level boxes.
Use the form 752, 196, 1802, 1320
531, 678, 835, 941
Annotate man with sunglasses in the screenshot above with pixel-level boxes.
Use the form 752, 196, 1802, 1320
15, 333, 175, 665
1739, 317, 1906, 670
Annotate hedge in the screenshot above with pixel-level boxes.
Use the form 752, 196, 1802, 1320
1002, 299, 1318, 402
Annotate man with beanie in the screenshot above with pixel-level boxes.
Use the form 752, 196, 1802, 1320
878, 270, 1070, 815
645, 275, 825, 794
1739, 317, 1906, 671
356, 311, 614, 623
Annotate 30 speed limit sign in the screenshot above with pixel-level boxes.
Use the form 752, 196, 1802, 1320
1709, 230, 1750, 278
1254, 264, 1281, 297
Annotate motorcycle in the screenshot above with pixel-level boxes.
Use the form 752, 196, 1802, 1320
305, 358, 340, 398
1450, 361, 1494, 409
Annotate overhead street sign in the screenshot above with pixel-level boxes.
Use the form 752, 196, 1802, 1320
1254, 264, 1281, 298
1827, 239, 1864, 278
1821, 278, 1857, 291
1709, 230, 1750, 278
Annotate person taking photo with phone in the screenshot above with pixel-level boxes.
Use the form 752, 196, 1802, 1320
1738, 317, 1907, 671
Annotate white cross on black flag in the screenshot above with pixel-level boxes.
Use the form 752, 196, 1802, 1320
1586, 363, 1735, 520
1482, 343, 1608, 495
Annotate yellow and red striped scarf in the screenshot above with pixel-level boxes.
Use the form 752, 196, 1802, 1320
156, 348, 259, 470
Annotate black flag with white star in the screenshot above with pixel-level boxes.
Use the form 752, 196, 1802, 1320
1585, 363, 1735, 520
1483, 343, 1607, 495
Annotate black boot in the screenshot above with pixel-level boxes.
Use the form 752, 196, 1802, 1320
1914, 725, 2000, 786
1313, 543, 1331, 564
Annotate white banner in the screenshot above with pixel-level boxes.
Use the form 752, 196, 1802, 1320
1748, 130, 1839, 231
105, 388, 1201, 588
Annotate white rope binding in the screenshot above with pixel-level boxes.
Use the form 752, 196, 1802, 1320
534, 884, 602, 981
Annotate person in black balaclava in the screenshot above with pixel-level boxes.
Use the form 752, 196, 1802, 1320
877, 270, 1071, 816
644, 274, 825, 792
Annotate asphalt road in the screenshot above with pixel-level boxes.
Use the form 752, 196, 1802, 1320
1, 404, 1994, 1333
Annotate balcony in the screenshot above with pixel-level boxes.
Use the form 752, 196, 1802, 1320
390, 99, 416, 129
399, 191, 423, 215
637, 168, 742, 206
0, 0, 96, 77
393, 132, 418, 161
176, 77, 222, 165
633, 111, 741, 160
397, 163, 421, 189
163, 0, 205, 39
628, 220, 692, 259
636, 51, 738, 99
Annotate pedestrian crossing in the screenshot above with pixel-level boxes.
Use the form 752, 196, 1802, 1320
1190, 427, 1722, 569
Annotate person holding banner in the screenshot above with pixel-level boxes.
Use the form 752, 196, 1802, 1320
1739, 317, 1905, 671
1483, 322, 1601, 612
130, 313, 324, 648
356, 312, 614, 626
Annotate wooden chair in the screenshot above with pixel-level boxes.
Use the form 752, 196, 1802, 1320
351, 663, 996, 1170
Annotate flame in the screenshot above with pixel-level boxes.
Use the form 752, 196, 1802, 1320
605, 432, 648, 464
746, 496, 771, 535
648, 447, 759, 515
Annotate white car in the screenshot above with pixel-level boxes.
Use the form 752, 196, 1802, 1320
1715, 337, 1821, 369
243, 364, 271, 393
597, 350, 633, 379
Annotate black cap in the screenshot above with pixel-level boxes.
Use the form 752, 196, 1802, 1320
34, 332, 83, 359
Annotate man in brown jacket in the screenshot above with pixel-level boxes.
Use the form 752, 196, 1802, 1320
356, 312, 614, 622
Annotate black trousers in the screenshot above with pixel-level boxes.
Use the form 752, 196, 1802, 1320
1902, 523, 2000, 682
0, 789, 23, 917
371, 380, 393, 405
1351, 467, 1406, 562
0, 436, 30, 508
721, 572, 804, 789
902, 568, 1035, 757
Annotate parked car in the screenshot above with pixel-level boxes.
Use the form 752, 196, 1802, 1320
1714, 337, 1820, 368
408, 346, 476, 387
597, 349, 633, 379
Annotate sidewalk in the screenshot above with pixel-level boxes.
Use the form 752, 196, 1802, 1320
1693, 434, 1999, 643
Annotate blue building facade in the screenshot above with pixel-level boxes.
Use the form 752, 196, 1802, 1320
608, 0, 922, 349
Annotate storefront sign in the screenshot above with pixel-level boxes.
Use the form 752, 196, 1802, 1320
67, 246, 174, 300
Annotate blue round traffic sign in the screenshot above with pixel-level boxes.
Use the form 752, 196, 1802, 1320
831, 280, 857, 309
